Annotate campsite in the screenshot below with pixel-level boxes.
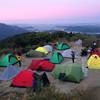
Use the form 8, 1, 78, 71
1, 0, 100, 99
0, 34, 100, 100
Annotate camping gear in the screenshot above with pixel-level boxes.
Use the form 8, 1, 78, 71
43, 45, 53, 52
42, 72, 50, 87
28, 59, 55, 72
56, 42, 70, 50
87, 54, 100, 69
50, 52, 64, 64
35, 47, 48, 54
52, 63, 84, 83
33, 72, 50, 92
11, 70, 34, 87
0, 54, 18, 67
26, 50, 46, 57
33, 73, 43, 92
0, 65, 21, 80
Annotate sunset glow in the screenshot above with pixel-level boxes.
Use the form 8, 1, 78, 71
0, 0, 100, 24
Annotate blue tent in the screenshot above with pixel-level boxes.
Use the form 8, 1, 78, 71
0, 65, 21, 80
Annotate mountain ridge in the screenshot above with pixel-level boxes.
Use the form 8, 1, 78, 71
0, 23, 28, 40
0, 23, 100, 40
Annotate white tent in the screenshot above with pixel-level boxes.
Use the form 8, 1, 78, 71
61, 49, 79, 58
43, 45, 53, 52
75, 39, 82, 46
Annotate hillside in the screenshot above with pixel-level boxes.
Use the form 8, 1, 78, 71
0, 23, 28, 40
0, 31, 99, 50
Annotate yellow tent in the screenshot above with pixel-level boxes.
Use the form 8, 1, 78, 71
87, 54, 100, 69
35, 47, 48, 54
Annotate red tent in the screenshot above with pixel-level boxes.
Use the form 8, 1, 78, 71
28, 59, 55, 72
12, 70, 34, 87
28, 60, 43, 70
90, 49, 100, 57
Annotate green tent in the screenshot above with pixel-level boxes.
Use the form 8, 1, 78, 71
50, 52, 64, 64
0, 54, 18, 67
57, 42, 70, 50
52, 63, 84, 83
26, 50, 46, 57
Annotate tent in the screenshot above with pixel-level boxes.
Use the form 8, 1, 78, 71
61, 49, 79, 58
56, 42, 70, 50
28, 59, 55, 72
0, 65, 21, 80
35, 47, 48, 54
90, 49, 100, 57
26, 50, 46, 57
0, 54, 18, 67
52, 63, 84, 83
87, 54, 100, 69
11, 70, 34, 87
75, 39, 82, 46
43, 45, 53, 52
50, 52, 64, 64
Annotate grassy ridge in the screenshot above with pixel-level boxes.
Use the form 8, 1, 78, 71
0, 31, 99, 50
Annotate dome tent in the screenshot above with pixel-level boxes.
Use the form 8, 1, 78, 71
56, 42, 70, 50
0, 65, 21, 80
35, 47, 48, 55
43, 45, 53, 52
0, 54, 18, 67
28, 59, 55, 72
11, 70, 34, 87
50, 52, 64, 64
52, 63, 84, 83
61, 49, 79, 58
90, 49, 100, 57
75, 39, 82, 46
87, 54, 100, 69
26, 50, 46, 57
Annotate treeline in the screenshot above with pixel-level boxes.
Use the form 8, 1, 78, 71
0, 31, 99, 50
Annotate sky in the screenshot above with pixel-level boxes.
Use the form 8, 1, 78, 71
0, 0, 100, 24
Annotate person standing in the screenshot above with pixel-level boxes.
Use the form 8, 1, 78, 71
71, 51, 75, 63
91, 41, 97, 52
16, 51, 22, 67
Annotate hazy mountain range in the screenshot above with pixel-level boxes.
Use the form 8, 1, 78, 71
0, 23, 100, 40
0, 23, 28, 40
17, 24, 100, 34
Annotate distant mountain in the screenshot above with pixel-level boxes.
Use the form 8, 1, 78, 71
17, 24, 100, 34
57, 25, 100, 34
0, 23, 28, 40
0, 23, 100, 40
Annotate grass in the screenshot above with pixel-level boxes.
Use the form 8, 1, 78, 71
0, 85, 100, 100
0, 86, 76, 100
0, 86, 68, 100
